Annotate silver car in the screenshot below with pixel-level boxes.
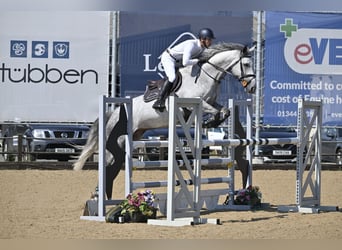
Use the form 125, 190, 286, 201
321, 121, 342, 165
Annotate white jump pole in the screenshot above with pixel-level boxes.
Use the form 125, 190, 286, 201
148, 96, 219, 226
278, 99, 338, 213
81, 96, 132, 221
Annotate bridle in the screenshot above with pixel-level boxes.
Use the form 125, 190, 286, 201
200, 51, 256, 89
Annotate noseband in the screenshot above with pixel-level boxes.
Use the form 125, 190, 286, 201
203, 52, 255, 89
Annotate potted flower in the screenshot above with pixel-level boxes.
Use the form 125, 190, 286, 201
234, 185, 262, 208
120, 189, 158, 222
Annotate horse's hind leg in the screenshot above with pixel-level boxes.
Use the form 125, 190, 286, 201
105, 104, 128, 199
73, 119, 99, 171
105, 149, 124, 199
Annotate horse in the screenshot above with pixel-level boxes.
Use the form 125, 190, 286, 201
73, 42, 256, 199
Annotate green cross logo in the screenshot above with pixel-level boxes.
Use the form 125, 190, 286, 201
280, 18, 298, 38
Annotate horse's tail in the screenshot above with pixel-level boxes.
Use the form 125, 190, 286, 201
73, 112, 112, 171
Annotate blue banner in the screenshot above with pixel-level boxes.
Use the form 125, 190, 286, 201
264, 11, 342, 125
119, 12, 253, 105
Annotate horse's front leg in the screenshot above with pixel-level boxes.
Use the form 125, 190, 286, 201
202, 101, 230, 128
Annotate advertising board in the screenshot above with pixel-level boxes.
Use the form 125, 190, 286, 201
264, 12, 342, 125
0, 12, 110, 122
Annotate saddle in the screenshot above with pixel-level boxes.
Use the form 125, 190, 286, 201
143, 71, 182, 102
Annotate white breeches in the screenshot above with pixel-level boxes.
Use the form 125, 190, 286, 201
161, 52, 177, 82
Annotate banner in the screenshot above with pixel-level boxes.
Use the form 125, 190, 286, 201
0, 12, 110, 122
264, 11, 342, 125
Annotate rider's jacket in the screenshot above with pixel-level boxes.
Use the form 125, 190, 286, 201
166, 39, 204, 67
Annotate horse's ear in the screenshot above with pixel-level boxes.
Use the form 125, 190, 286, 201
242, 45, 255, 55
242, 45, 249, 55
248, 44, 256, 53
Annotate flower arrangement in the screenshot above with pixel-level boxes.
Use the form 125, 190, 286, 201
234, 185, 262, 208
120, 189, 157, 220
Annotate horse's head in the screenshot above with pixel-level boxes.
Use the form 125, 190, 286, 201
231, 45, 256, 94
201, 43, 256, 94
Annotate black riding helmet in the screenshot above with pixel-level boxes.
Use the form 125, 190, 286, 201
198, 28, 216, 39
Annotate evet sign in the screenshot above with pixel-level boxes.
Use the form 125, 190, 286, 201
284, 28, 342, 74
264, 12, 342, 125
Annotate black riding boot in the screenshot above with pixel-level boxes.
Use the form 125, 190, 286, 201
152, 80, 173, 111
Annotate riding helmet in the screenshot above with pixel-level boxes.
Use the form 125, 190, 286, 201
198, 28, 216, 39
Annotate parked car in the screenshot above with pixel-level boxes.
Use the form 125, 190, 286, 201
136, 127, 210, 161
256, 126, 299, 163
1, 123, 90, 161
321, 121, 342, 165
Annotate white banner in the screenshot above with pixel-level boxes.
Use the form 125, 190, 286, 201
0, 11, 110, 122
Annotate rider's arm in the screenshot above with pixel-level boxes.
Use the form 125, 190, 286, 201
182, 42, 199, 66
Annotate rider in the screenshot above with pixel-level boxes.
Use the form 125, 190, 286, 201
152, 28, 216, 111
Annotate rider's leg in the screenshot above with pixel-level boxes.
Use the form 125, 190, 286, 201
153, 56, 176, 111
152, 79, 174, 111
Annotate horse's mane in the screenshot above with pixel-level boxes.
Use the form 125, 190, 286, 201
199, 42, 246, 61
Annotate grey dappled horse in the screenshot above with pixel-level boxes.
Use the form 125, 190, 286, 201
74, 43, 256, 199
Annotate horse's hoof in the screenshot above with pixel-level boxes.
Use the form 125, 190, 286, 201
157, 108, 166, 112
203, 116, 223, 128
203, 118, 216, 128
221, 108, 230, 119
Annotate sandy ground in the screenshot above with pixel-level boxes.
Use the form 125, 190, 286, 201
0, 168, 341, 239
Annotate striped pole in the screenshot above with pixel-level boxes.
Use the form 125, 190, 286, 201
203, 137, 299, 147
133, 137, 299, 149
